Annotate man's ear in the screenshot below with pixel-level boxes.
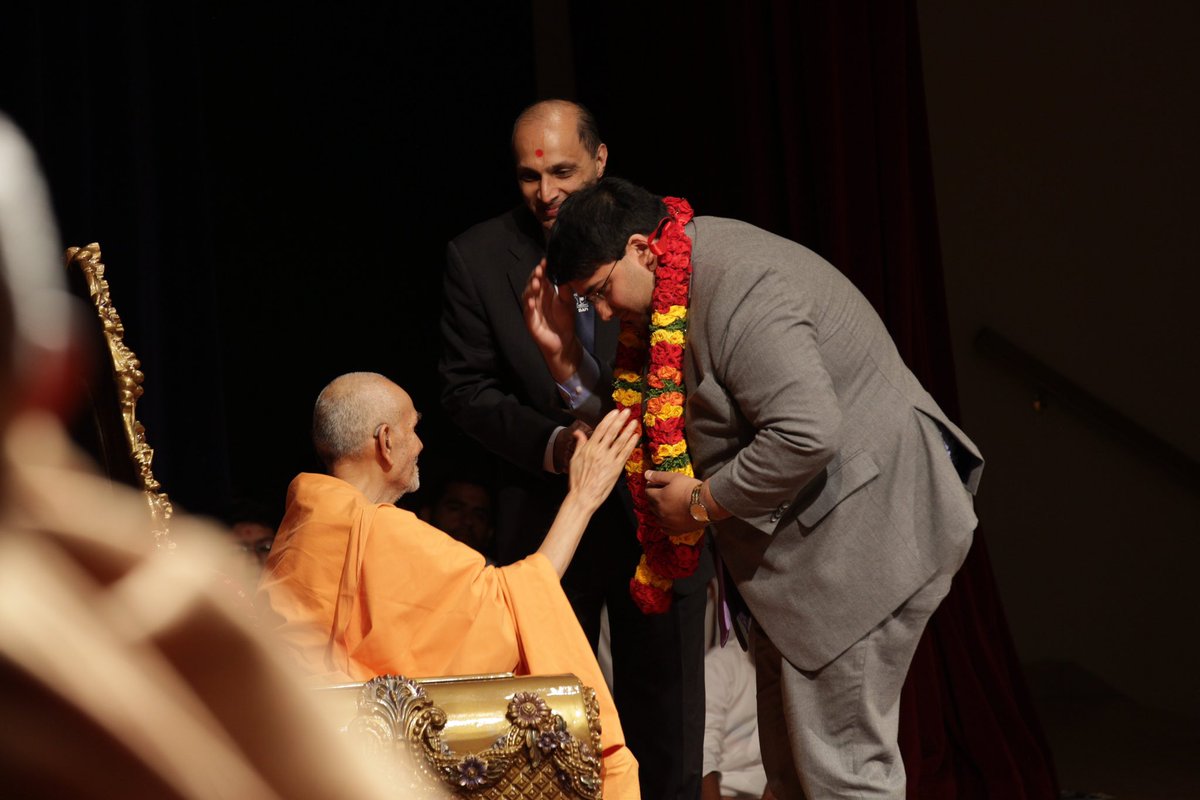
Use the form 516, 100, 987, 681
627, 233, 655, 271
595, 142, 608, 177
376, 423, 396, 469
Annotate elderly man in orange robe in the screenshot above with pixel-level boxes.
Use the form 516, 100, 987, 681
257, 372, 642, 798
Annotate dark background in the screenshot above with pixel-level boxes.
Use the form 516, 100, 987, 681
4, 1, 1198, 794
1, 2, 952, 524
4, 2, 541, 515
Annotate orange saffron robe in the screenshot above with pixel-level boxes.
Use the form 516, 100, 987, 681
257, 472, 639, 798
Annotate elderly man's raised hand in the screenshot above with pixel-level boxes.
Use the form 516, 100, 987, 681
522, 258, 583, 382
538, 408, 638, 577
567, 408, 639, 513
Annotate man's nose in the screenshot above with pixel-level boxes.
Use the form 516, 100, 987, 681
539, 176, 556, 202
594, 301, 614, 321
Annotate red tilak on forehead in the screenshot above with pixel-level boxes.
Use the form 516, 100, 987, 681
535, 148, 544, 158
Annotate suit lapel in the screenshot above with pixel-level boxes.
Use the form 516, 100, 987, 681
499, 208, 617, 372
505, 215, 545, 303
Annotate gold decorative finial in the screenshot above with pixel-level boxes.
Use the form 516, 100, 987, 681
65, 243, 174, 551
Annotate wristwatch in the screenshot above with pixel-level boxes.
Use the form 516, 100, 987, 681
689, 483, 711, 524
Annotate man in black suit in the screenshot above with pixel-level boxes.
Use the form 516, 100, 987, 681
440, 100, 706, 799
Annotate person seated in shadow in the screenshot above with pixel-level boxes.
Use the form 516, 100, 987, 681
0, 113, 405, 799
256, 372, 642, 799
225, 497, 278, 569
418, 474, 494, 560
212, 496, 280, 610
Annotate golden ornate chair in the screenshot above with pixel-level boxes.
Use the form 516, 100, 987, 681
65, 242, 173, 550
313, 672, 604, 799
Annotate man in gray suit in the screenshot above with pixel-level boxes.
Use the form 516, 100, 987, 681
523, 177, 983, 799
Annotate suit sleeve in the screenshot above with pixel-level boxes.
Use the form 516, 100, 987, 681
703, 264, 841, 534
440, 239, 563, 474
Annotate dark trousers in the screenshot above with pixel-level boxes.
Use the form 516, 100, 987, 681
562, 499, 708, 800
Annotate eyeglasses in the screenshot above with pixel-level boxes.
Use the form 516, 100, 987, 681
580, 258, 619, 306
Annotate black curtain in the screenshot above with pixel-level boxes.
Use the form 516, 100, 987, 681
570, 1, 1058, 796
1, 2, 535, 521
2, 2, 229, 515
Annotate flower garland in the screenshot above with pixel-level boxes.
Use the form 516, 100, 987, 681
612, 197, 705, 614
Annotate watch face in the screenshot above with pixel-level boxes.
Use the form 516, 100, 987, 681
689, 485, 708, 522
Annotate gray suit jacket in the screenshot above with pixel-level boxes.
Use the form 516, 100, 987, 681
684, 217, 984, 671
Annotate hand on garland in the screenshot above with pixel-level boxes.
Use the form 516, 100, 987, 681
644, 470, 703, 533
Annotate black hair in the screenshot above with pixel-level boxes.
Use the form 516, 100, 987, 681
574, 102, 602, 156
546, 176, 667, 285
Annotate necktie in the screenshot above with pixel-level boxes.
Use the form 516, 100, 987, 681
574, 299, 596, 356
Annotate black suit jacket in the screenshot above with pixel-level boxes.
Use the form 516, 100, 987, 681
440, 206, 621, 563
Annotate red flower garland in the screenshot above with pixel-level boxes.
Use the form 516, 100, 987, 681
611, 197, 705, 614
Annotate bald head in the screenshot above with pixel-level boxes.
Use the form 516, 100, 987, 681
313, 373, 410, 466
512, 100, 601, 156
312, 372, 422, 503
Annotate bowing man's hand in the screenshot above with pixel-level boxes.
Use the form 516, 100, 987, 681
567, 408, 639, 515
643, 470, 704, 533
522, 258, 582, 383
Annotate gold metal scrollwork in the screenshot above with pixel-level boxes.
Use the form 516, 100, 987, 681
351, 675, 604, 799
65, 243, 174, 551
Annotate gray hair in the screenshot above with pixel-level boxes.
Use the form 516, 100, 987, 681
312, 372, 400, 468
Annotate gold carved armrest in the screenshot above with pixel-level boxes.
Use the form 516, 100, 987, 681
314, 673, 605, 798
65, 243, 174, 550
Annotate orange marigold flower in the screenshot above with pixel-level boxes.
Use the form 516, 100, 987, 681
655, 366, 683, 384
645, 392, 684, 415
669, 528, 705, 546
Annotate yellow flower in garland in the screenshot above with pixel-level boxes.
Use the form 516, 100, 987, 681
651, 305, 688, 327
650, 328, 686, 347
634, 558, 673, 591
615, 369, 642, 384
657, 404, 684, 420
654, 441, 689, 463
613, 387, 642, 408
